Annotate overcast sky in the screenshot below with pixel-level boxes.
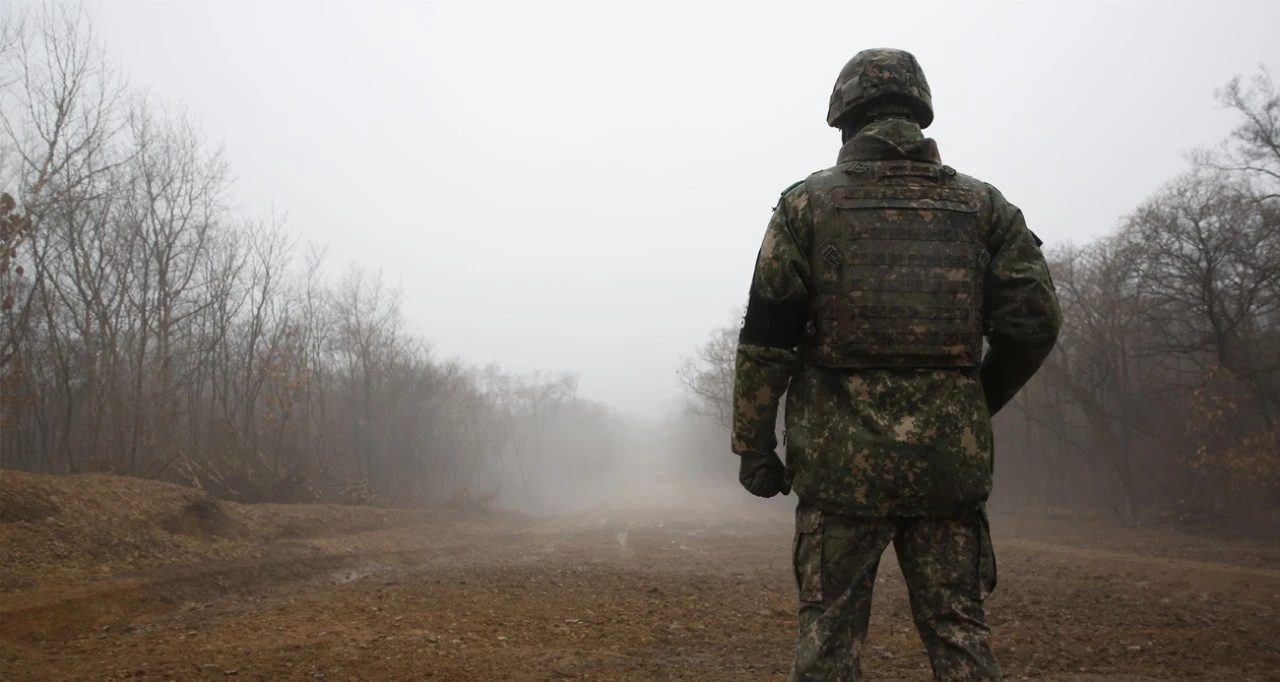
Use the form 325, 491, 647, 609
86, 0, 1279, 418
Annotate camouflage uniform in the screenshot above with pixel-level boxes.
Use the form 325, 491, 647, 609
732, 49, 1061, 682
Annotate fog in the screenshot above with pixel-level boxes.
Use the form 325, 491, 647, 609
88, 0, 1279, 418
2, 1, 1278, 525
4, 9, 1280, 680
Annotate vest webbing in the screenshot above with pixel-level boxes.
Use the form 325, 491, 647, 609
800, 160, 990, 369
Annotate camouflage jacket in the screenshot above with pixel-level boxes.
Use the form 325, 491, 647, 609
731, 118, 1061, 518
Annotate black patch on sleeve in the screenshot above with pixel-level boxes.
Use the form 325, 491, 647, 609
739, 294, 807, 349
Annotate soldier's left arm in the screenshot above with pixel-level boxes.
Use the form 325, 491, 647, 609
979, 186, 1062, 415
731, 186, 810, 457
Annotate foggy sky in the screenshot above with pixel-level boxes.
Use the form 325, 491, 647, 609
89, 0, 1280, 418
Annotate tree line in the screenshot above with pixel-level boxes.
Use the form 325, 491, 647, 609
0, 6, 624, 509
1000, 68, 1278, 524
681, 68, 1280, 525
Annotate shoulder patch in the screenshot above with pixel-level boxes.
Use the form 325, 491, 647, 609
773, 179, 805, 211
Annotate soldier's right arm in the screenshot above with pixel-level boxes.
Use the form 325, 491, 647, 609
979, 186, 1062, 415
731, 185, 810, 457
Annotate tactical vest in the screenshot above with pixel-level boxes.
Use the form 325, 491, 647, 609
800, 160, 990, 369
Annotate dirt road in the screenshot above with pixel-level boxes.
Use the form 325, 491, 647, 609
1, 472, 1278, 681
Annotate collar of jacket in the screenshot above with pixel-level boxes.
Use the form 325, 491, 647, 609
836, 118, 942, 165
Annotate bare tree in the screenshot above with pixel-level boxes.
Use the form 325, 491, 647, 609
676, 309, 741, 431
1003, 70, 1280, 522
1201, 67, 1280, 201
0, 4, 127, 472
0, 7, 626, 509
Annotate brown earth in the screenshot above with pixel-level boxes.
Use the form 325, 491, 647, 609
1, 470, 1278, 682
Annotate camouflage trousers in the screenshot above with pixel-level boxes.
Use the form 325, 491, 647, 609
788, 505, 1001, 682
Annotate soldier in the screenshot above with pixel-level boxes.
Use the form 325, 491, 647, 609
731, 48, 1062, 681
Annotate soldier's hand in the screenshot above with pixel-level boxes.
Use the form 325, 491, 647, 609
738, 451, 791, 498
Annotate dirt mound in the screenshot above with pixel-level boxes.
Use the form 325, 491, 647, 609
0, 483, 61, 523
162, 497, 242, 539
0, 470, 439, 592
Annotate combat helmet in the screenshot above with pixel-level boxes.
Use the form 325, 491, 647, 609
827, 48, 934, 130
